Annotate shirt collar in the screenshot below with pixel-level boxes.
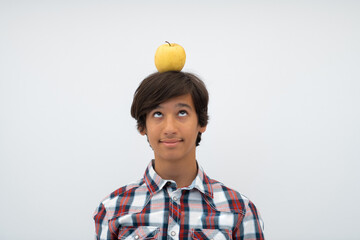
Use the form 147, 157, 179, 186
143, 160, 214, 198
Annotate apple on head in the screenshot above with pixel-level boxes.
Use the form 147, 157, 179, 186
154, 41, 186, 73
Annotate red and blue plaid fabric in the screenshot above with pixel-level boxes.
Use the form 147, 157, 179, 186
94, 161, 265, 240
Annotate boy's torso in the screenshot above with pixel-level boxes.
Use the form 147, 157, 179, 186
94, 162, 254, 240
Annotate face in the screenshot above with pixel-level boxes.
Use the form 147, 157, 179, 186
140, 94, 206, 163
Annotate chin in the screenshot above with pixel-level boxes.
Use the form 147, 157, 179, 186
156, 153, 184, 162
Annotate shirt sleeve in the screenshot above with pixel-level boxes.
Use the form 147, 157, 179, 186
234, 200, 265, 240
93, 202, 116, 240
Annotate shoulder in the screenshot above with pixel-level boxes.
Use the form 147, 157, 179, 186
94, 178, 148, 220
207, 178, 256, 216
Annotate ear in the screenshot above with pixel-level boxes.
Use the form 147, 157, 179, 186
199, 125, 207, 134
139, 127, 147, 136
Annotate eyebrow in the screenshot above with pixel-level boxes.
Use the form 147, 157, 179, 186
176, 103, 192, 109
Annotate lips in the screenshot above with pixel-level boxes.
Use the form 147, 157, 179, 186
160, 138, 183, 147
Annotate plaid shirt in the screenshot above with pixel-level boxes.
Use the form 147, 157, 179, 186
94, 161, 265, 240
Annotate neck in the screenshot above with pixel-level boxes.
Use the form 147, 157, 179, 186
153, 155, 198, 188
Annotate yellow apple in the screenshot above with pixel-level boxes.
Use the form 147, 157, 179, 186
154, 42, 186, 73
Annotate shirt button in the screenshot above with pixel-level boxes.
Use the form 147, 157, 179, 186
171, 231, 176, 236
134, 235, 139, 239
173, 196, 178, 201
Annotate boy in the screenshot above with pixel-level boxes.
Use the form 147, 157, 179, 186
94, 71, 265, 240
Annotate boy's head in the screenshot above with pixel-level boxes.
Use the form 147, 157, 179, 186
131, 71, 209, 146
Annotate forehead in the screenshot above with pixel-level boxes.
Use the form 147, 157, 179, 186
154, 94, 195, 110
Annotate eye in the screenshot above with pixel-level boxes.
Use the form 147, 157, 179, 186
153, 111, 163, 118
178, 110, 188, 117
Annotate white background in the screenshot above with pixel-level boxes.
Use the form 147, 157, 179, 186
1, 1, 359, 239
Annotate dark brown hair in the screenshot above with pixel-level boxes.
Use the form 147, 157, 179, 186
131, 71, 209, 146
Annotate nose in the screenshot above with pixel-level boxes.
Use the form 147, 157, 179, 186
163, 116, 177, 136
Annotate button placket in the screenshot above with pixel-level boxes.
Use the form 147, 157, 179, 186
170, 189, 181, 203
167, 216, 180, 240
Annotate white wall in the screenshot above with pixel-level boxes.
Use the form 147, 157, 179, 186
1, 1, 359, 239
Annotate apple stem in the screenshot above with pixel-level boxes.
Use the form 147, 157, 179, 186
165, 41, 171, 46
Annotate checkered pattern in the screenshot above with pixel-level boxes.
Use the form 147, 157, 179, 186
94, 161, 265, 240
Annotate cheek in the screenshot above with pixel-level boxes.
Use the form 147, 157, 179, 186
146, 134, 157, 148
145, 127, 159, 142
186, 126, 201, 137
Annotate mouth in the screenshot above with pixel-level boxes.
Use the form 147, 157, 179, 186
160, 138, 183, 147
